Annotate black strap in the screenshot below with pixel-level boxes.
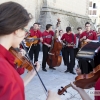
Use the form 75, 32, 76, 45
71, 34, 75, 43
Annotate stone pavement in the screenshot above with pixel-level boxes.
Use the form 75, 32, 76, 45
21, 52, 94, 100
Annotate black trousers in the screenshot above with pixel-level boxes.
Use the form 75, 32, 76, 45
65, 47, 75, 72
29, 44, 40, 63
78, 59, 94, 74
74, 48, 79, 57
42, 44, 50, 69
61, 47, 67, 65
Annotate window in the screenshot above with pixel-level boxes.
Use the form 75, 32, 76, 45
89, 1, 92, 7
89, 10, 92, 15
93, 10, 96, 15
93, 3, 96, 8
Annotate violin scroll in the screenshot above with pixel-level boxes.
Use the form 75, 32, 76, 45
58, 86, 67, 95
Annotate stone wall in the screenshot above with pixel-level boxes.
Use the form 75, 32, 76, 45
46, 0, 89, 16
38, 6, 94, 33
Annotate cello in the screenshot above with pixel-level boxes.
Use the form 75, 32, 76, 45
47, 18, 63, 67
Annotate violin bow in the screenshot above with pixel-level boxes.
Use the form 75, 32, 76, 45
21, 41, 48, 96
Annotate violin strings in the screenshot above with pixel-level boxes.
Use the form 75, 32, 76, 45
21, 41, 48, 96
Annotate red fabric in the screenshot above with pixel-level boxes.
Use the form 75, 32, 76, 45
30, 29, 42, 37
61, 33, 76, 47
42, 30, 54, 45
0, 45, 25, 100
16, 67, 25, 75
95, 78, 100, 100
80, 30, 97, 40
75, 33, 81, 39
30, 29, 42, 44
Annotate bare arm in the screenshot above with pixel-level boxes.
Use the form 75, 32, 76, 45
71, 82, 92, 100
23, 62, 40, 86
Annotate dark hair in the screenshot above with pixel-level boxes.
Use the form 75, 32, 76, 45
77, 27, 82, 30
0, 2, 31, 36
33, 22, 40, 26
85, 22, 90, 26
46, 24, 52, 30
66, 27, 71, 32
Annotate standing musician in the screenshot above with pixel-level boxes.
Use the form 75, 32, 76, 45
42, 24, 55, 72
76, 22, 97, 75
0, 2, 61, 100
28, 23, 43, 62
61, 27, 76, 75
74, 27, 82, 57
58, 30, 67, 65
80, 22, 97, 45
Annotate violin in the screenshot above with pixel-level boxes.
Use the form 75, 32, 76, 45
58, 64, 100, 95
9, 47, 33, 71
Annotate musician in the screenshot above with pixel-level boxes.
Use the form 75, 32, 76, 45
28, 23, 43, 62
58, 30, 67, 65
74, 27, 82, 57
80, 22, 97, 42
42, 24, 55, 72
76, 22, 97, 74
70, 78, 100, 100
61, 27, 76, 74
0, 2, 61, 100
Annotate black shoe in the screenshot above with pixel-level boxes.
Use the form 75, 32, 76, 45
42, 68, 47, 72
64, 69, 69, 73
70, 71, 76, 75
49, 67, 56, 70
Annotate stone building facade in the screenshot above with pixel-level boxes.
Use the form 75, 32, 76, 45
0, 0, 94, 33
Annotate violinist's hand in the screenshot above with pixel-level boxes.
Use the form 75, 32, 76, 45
46, 90, 61, 100
18, 49, 26, 56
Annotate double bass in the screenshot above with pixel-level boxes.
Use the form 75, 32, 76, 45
47, 19, 63, 67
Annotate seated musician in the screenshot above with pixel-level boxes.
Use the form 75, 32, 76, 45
42, 24, 56, 72
0, 2, 61, 100
61, 27, 76, 75
76, 22, 97, 74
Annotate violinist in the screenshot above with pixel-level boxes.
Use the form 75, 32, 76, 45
61, 27, 76, 74
42, 24, 56, 72
28, 22, 43, 62
70, 77, 100, 100
0, 2, 61, 100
